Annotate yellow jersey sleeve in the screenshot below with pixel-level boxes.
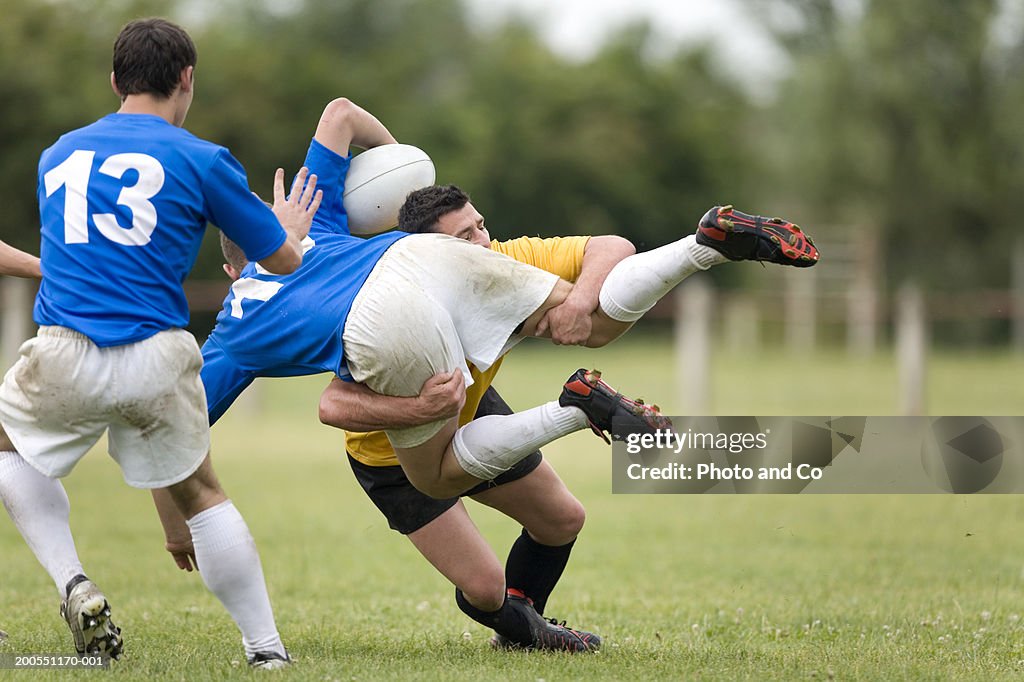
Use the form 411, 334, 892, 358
491, 236, 590, 282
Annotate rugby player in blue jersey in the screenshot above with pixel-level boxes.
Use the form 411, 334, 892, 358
0, 18, 320, 667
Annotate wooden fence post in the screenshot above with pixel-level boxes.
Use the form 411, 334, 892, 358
896, 284, 927, 416
723, 297, 759, 353
1, 278, 33, 371
847, 230, 879, 356
675, 279, 712, 414
785, 266, 817, 352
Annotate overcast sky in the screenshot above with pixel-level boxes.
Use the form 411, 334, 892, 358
463, 0, 789, 92
464, 0, 1024, 96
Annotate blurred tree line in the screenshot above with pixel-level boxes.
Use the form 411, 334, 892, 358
1, 0, 1021, 338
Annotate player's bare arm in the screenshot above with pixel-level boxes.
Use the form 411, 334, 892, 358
314, 97, 397, 157
319, 371, 466, 432
535, 235, 636, 346
258, 166, 323, 274
0, 241, 41, 279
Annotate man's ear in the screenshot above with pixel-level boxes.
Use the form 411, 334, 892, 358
110, 72, 123, 99
223, 263, 240, 281
179, 65, 194, 94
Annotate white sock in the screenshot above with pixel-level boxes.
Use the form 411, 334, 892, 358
0, 451, 85, 596
452, 401, 588, 480
598, 234, 727, 322
187, 500, 285, 658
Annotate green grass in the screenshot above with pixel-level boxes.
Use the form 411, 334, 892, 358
3, 334, 1024, 680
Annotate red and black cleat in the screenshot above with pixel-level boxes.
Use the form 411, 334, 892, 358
559, 368, 671, 444
492, 589, 601, 653
696, 204, 819, 267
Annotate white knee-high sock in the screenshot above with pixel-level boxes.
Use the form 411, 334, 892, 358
452, 402, 588, 480
598, 234, 727, 322
187, 500, 285, 658
0, 451, 85, 596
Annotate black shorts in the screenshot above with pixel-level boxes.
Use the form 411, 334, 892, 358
348, 385, 543, 535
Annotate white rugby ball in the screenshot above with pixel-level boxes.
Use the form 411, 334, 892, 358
343, 144, 435, 235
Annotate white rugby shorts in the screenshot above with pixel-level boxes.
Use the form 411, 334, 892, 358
0, 326, 210, 488
343, 234, 559, 449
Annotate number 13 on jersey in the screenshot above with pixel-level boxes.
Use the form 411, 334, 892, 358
43, 149, 165, 246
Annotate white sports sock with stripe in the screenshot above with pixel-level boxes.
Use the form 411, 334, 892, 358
598, 234, 726, 322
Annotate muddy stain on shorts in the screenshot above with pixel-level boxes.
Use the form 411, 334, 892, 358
117, 398, 166, 439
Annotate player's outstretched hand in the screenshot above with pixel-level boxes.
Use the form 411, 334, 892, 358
536, 298, 594, 346
414, 370, 466, 422
272, 166, 323, 242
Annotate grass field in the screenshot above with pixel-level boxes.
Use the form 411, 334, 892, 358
3, 334, 1024, 680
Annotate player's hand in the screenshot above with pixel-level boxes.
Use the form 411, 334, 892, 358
272, 166, 323, 241
536, 299, 594, 345
165, 539, 198, 572
414, 370, 466, 422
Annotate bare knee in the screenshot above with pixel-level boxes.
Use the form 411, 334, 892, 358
528, 498, 586, 546
400, 458, 467, 499
555, 498, 586, 542
459, 563, 507, 612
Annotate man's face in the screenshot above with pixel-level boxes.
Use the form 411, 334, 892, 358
433, 203, 491, 248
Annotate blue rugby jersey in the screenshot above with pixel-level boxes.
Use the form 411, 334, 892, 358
202, 228, 407, 424
202, 138, 408, 424
35, 113, 286, 346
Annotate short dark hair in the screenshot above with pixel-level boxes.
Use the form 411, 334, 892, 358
220, 232, 247, 273
113, 18, 197, 99
398, 185, 471, 234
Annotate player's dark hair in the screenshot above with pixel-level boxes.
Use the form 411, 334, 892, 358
220, 232, 247, 274
113, 18, 197, 99
398, 184, 471, 234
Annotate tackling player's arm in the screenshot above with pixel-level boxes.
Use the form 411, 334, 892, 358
318, 371, 466, 432
535, 235, 636, 345
0, 241, 41, 279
